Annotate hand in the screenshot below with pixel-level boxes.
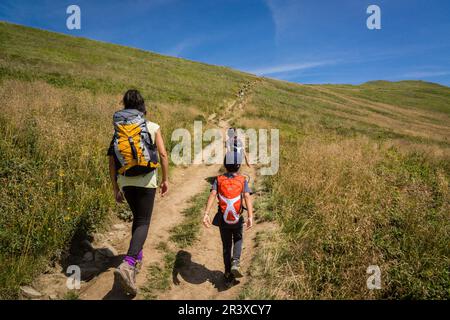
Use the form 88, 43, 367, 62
203, 213, 211, 228
246, 216, 253, 230
114, 189, 124, 203
160, 180, 169, 197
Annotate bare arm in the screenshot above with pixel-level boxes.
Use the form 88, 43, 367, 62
244, 192, 254, 229
243, 149, 251, 167
155, 128, 169, 196
203, 190, 217, 228
109, 155, 124, 203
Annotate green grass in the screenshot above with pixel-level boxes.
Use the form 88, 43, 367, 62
339, 80, 450, 115
169, 188, 211, 248
141, 242, 176, 299
63, 290, 80, 300
0, 21, 256, 115
239, 230, 282, 300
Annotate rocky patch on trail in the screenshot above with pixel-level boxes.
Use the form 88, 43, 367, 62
29, 220, 131, 300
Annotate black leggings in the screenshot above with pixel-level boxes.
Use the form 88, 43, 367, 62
122, 186, 156, 259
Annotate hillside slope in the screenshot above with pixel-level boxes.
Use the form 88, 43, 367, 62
0, 22, 449, 299
238, 78, 449, 299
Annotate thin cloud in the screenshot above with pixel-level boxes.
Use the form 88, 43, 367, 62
401, 70, 450, 78
265, 0, 303, 43
248, 60, 336, 76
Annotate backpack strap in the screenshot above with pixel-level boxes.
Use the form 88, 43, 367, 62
216, 174, 226, 185
235, 175, 246, 213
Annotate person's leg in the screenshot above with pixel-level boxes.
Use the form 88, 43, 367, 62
123, 186, 138, 231
219, 226, 233, 274
115, 187, 155, 295
122, 186, 138, 266
232, 224, 243, 262
230, 224, 244, 278
123, 187, 156, 262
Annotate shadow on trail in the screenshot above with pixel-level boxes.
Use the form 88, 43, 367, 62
60, 225, 126, 282
172, 250, 239, 292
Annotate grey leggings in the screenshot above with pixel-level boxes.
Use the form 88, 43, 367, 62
122, 186, 156, 259
219, 223, 243, 273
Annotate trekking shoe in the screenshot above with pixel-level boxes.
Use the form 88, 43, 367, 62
114, 261, 137, 296
231, 259, 243, 278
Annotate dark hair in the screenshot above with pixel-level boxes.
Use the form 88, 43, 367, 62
227, 127, 236, 138
123, 89, 146, 114
223, 152, 242, 173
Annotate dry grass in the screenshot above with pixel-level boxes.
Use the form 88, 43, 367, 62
240, 80, 450, 299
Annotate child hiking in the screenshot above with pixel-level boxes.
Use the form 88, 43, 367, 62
202, 152, 254, 287
107, 89, 169, 296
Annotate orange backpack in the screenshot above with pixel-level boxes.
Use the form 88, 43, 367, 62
217, 174, 246, 224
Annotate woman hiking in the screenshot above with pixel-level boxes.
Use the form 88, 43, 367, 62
107, 89, 169, 296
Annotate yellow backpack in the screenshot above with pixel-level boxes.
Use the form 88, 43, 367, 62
112, 109, 159, 176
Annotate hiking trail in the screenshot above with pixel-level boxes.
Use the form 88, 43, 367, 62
32, 79, 272, 300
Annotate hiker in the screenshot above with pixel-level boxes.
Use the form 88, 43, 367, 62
202, 152, 254, 287
225, 128, 251, 168
107, 89, 169, 295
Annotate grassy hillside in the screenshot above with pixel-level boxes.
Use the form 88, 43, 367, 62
240, 79, 450, 299
1, 21, 449, 299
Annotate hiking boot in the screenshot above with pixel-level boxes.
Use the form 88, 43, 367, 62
231, 259, 243, 278
114, 261, 137, 296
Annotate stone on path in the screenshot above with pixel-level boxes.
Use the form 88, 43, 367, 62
20, 286, 42, 299
113, 223, 126, 231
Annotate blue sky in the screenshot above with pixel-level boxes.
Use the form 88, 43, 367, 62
1, 0, 449, 85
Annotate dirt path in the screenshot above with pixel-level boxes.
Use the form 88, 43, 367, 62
34, 80, 267, 300
156, 80, 272, 300
156, 164, 267, 300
